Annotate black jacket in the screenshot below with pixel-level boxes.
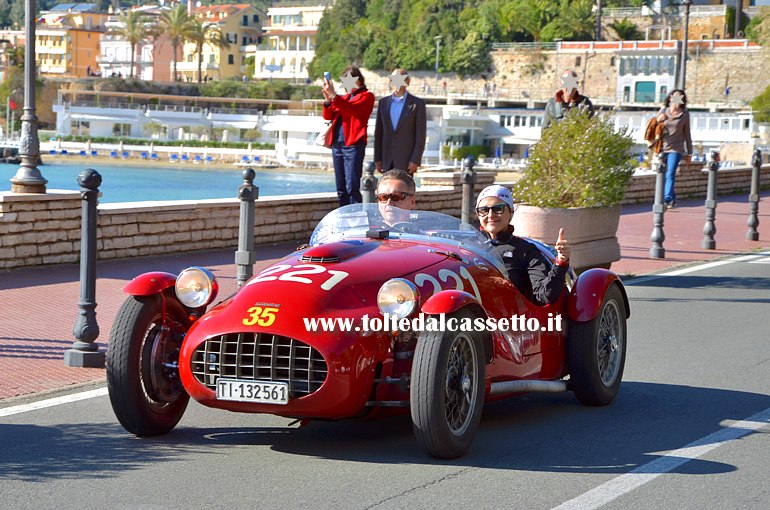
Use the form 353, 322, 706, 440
484, 229, 568, 305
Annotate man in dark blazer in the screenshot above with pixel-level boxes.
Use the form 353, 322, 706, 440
374, 69, 427, 175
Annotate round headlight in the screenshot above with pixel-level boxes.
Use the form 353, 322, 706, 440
175, 267, 218, 308
377, 278, 419, 319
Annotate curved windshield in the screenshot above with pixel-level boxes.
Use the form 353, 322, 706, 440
309, 204, 505, 273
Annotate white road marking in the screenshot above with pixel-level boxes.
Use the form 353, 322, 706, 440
552, 407, 770, 510
0, 387, 108, 418
625, 253, 765, 286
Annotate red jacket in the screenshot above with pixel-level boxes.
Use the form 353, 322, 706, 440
322, 87, 375, 146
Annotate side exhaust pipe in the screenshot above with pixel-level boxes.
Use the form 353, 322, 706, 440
489, 379, 568, 396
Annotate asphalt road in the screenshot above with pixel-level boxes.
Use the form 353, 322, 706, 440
2, 252, 769, 510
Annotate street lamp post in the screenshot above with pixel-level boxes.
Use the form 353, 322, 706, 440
678, 0, 693, 91
434, 35, 442, 90
9, 0, 45, 193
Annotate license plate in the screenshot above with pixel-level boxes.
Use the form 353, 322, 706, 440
216, 379, 289, 405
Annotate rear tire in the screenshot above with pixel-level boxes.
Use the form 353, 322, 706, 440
106, 294, 189, 436
410, 309, 486, 459
568, 284, 627, 406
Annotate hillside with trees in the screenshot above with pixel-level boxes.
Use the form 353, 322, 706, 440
309, 0, 649, 78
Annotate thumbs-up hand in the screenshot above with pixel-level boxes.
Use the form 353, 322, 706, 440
555, 228, 570, 264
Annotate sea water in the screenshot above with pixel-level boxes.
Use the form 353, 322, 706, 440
0, 162, 336, 203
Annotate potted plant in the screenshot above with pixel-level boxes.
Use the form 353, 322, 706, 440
511, 109, 634, 271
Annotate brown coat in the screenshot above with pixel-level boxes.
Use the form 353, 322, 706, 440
644, 116, 665, 154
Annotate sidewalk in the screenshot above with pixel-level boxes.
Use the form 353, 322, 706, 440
1, 191, 768, 402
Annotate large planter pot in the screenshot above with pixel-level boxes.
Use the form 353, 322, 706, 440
512, 205, 621, 271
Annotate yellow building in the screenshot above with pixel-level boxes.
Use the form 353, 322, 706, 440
178, 4, 264, 82
36, 4, 108, 77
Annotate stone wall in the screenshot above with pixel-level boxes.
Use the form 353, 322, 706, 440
622, 162, 770, 204
0, 172, 497, 270
1, 167, 765, 270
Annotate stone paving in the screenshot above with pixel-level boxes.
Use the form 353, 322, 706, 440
0, 191, 768, 402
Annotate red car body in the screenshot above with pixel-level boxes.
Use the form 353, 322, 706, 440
111, 205, 629, 458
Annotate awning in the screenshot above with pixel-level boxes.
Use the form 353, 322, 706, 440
211, 121, 258, 130
500, 135, 539, 144
68, 113, 138, 122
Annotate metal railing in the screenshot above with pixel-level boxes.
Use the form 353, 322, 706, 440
491, 42, 557, 51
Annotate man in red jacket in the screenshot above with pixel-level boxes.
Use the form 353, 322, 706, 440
322, 66, 375, 206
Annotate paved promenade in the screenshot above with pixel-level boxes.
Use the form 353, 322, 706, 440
1, 191, 768, 402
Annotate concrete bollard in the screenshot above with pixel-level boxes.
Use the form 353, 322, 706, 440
702, 151, 719, 250
747, 149, 761, 241
64, 169, 105, 368
461, 156, 476, 225
235, 168, 258, 288
361, 161, 377, 204
649, 153, 666, 259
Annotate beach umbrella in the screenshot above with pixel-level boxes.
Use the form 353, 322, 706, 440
222, 129, 229, 143
178, 127, 185, 141
149, 141, 154, 154
248, 142, 252, 153
118, 140, 123, 153
86, 139, 92, 153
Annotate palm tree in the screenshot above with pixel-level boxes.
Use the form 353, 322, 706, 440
159, 4, 192, 82
187, 17, 231, 83
111, 10, 153, 79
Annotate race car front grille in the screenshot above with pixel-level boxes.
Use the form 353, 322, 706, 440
191, 333, 328, 398
300, 254, 340, 263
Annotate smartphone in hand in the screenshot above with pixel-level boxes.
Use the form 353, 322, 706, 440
324, 72, 331, 82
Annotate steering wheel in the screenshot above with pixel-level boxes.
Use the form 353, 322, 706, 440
389, 222, 422, 234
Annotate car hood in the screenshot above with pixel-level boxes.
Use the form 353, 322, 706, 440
185, 239, 452, 341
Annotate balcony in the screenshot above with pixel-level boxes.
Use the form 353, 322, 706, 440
175, 61, 221, 71
96, 55, 152, 67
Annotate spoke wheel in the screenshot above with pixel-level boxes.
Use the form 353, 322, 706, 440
568, 284, 627, 406
107, 294, 189, 436
411, 309, 486, 459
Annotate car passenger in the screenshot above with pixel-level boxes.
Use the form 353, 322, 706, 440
476, 185, 571, 305
376, 169, 416, 226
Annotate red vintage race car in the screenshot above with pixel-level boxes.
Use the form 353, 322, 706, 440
107, 204, 629, 459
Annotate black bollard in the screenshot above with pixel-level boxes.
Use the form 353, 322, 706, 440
64, 169, 105, 368
235, 168, 258, 288
361, 161, 377, 204
702, 151, 719, 249
747, 149, 761, 241
649, 153, 666, 258
461, 156, 476, 225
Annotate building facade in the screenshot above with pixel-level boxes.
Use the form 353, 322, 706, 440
177, 4, 264, 82
252, 4, 327, 80
36, 3, 108, 77
97, 5, 177, 82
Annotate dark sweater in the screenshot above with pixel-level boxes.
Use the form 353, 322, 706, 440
484, 229, 569, 305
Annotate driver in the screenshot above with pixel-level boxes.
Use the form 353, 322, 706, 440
376, 170, 416, 226
476, 185, 571, 306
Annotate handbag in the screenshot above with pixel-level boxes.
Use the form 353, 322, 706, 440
315, 121, 333, 149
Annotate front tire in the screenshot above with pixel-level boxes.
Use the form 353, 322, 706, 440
107, 293, 189, 436
568, 284, 627, 406
410, 310, 486, 459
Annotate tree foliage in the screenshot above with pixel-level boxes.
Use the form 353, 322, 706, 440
750, 83, 770, 123
310, 0, 613, 78
512, 110, 634, 208
608, 18, 643, 41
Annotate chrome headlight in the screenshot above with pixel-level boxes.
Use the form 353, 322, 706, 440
175, 267, 218, 308
377, 278, 419, 319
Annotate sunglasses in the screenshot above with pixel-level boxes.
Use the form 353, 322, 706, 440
377, 192, 414, 203
475, 204, 508, 216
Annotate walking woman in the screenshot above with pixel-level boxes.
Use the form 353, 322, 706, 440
322, 66, 375, 206
657, 89, 692, 209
